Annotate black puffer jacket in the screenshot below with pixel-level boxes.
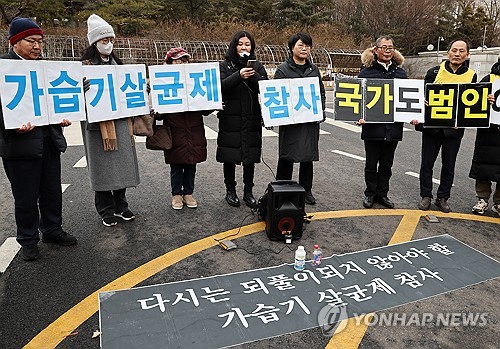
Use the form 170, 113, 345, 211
469, 67, 500, 181
216, 59, 268, 165
0, 49, 67, 159
274, 57, 326, 162
358, 47, 407, 141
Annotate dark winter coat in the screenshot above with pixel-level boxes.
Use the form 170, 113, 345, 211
469, 69, 500, 181
416, 61, 477, 139
358, 47, 407, 142
216, 59, 268, 165
0, 49, 67, 159
274, 57, 326, 162
156, 111, 207, 165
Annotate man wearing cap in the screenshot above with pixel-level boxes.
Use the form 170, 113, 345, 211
0, 17, 77, 261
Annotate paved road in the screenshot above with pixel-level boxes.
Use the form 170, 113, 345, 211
0, 92, 498, 349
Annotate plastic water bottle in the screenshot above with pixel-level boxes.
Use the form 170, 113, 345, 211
294, 245, 306, 271
312, 244, 323, 266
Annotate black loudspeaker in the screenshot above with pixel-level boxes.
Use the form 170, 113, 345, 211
265, 180, 305, 241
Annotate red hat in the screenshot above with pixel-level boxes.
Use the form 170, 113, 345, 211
8, 17, 43, 45
165, 47, 191, 62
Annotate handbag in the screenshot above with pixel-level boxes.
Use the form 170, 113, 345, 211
146, 121, 173, 150
133, 114, 154, 137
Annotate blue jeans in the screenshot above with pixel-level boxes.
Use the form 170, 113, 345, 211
171, 164, 196, 195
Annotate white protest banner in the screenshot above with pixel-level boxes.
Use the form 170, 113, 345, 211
149, 64, 188, 113
393, 79, 425, 123
259, 79, 293, 127
0, 60, 86, 129
289, 77, 323, 124
185, 62, 222, 111
115, 64, 149, 118
491, 79, 500, 125
259, 78, 323, 127
149, 62, 222, 114
44, 60, 86, 125
0, 60, 49, 129
83, 65, 121, 123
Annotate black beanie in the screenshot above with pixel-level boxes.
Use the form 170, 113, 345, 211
8, 17, 43, 45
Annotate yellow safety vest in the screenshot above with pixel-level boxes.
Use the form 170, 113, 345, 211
434, 61, 475, 83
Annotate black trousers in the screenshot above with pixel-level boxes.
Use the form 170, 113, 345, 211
95, 188, 128, 219
2, 138, 63, 246
276, 159, 313, 192
364, 140, 399, 197
419, 131, 462, 199
170, 164, 196, 196
223, 163, 255, 189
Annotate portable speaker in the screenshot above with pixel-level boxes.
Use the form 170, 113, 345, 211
265, 180, 305, 241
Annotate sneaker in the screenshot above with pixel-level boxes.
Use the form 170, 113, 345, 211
172, 195, 183, 210
472, 199, 488, 215
114, 210, 136, 221
102, 217, 118, 227
183, 194, 198, 209
418, 197, 431, 210
492, 203, 500, 217
42, 231, 77, 246
22, 244, 40, 261
435, 198, 450, 213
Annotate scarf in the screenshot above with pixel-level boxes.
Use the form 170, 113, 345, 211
98, 118, 134, 151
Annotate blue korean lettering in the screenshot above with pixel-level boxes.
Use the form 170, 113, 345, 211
5, 76, 27, 112
263, 85, 290, 119
294, 84, 320, 115
153, 71, 184, 105
5, 71, 44, 116
47, 70, 81, 113
89, 74, 117, 111
189, 68, 220, 102
120, 72, 147, 109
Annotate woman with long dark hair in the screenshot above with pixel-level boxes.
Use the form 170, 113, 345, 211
81, 14, 139, 227
217, 31, 268, 208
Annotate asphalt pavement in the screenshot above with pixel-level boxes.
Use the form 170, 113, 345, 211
0, 92, 498, 349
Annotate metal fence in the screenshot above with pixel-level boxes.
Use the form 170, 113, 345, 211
0, 31, 362, 76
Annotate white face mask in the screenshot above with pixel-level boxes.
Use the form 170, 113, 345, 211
239, 52, 250, 58
96, 42, 113, 56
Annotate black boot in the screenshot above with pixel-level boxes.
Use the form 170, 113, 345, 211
243, 186, 258, 208
225, 187, 240, 207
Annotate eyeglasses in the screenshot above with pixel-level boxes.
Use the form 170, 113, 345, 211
22, 38, 44, 46
98, 38, 115, 45
296, 44, 311, 51
377, 46, 395, 52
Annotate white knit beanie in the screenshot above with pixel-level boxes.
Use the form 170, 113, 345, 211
87, 14, 115, 45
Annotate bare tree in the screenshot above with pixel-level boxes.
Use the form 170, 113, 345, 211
0, 0, 31, 24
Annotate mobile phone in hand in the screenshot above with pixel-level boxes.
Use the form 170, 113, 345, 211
246, 59, 256, 69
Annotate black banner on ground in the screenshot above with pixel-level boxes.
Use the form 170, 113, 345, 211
99, 235, 500, 349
